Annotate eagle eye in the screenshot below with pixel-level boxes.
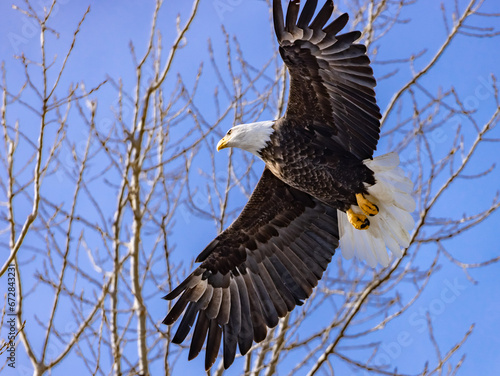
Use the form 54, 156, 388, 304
227, 129, 232, 136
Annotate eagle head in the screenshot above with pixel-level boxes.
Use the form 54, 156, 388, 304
217, 120, 275, 157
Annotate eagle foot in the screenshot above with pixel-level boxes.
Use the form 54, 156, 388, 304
356, 193, 379, 217
347, 208, 370, 230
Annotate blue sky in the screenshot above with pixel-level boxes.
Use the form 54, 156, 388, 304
1, 0, 499, 375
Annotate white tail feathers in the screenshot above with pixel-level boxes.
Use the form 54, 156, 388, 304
338, 152, 416, 267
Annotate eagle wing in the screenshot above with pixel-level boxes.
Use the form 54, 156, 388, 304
164, 168, 339, 369
274, 0, 381, 160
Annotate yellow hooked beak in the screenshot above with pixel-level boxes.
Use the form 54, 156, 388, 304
216, 136, 230, 152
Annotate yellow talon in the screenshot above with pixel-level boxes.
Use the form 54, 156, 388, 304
356, 193, 379, 217
347, 208, 370, 230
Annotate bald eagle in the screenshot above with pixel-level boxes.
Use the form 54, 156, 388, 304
163, 0, 415, 370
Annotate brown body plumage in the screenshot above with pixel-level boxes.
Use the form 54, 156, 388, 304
260, 119, 376, 211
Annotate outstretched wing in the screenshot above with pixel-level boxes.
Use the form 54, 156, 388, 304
274, 0, 381, 160
163, 168, 339, 370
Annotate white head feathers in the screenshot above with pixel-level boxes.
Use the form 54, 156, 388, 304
217, 121, 275, 157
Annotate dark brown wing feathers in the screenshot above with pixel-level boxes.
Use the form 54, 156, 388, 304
276, 0, 381, 160
323, 11, 348, 34
273, 0, 285, 42
309, 0, 333, 30
297, 0, 317, 28
285, 1, 300, 32
164, 168, 338, 369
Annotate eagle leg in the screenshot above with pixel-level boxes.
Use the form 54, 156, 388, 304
355, 193, 379, 217
347, 208, 370, 230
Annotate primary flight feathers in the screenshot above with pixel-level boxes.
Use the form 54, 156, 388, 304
163, 0, 415, 370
